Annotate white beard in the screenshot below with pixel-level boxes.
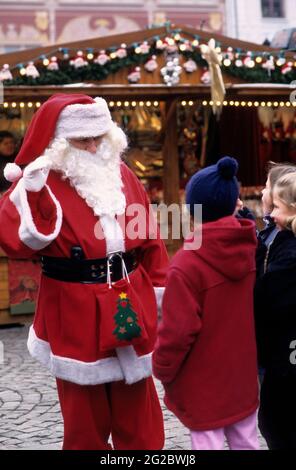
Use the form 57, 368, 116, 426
48, 135, 126, 218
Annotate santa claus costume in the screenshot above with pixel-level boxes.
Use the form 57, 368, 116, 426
0, 94, 168, 450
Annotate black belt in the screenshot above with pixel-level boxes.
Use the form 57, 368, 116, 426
41, 247, 138, 284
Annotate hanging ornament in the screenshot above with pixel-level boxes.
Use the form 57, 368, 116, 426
276, 57, 286, 67
0, 63, 13, 81
144, 55, 158, 72
183, 58, 198, 73
127, 66, 141, 83
262, 56, 275, 76
234, 52, 243, 67
47, 56, 59, 71
139, 41, 150, 54
116, 43, 127, 59
226, 47, 234, 61
94, 50, 110, 66
223, 57, 232, 67
281, 61, 293, 75
156, 39, 166, 50
160, 57, 182, 86
179, 40, 192, 52
70, 51, 88, 68
200, 68, 211, 84
164, 37, 178, 54
200, 38, 225, 117
59, 48, 69, 60
277, 108, 295, 139
258, 107, 274, 142
243, 52, 255, 68
25, 61, 40, 78
86, 49, 94, 60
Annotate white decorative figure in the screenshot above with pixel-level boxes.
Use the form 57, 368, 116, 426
47, 57, 59, 71
144, 56, 158, 72
70, 51, 88, 68
94, 50, 110, 66
127, 66, 141, 83
0, 64, 13, 81
116, 44, 127, 59
25, 61, 40, 78
183, 59, 198, 73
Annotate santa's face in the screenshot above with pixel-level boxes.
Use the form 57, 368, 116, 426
69, 136, 105, 154
48, 126, 127, 217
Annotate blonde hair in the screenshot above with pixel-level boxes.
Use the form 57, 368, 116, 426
273, 172, 296, 234
267, 162, 296, 192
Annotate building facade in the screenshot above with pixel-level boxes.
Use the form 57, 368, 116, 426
0, 0, 226, 53
226, 0, 296, 45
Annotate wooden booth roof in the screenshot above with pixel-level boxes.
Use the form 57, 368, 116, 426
0, 24, 295, 102
0, 24, 283, 68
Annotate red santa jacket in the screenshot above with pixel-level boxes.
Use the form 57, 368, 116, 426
0, 163, 168, 385
153, 216, 259, 430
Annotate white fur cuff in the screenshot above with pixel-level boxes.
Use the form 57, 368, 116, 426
9, 178, 63, 250
154, 287, 165, 318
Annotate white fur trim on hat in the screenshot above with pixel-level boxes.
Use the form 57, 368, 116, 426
54, 97, 113, 139
4, 163, 23, 182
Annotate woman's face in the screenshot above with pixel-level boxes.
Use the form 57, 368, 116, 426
261, 177, 273, 216
0, 137, 15, 157
270, 191, 296, 230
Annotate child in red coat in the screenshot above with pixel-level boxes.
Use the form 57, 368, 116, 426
153, 157, 259, 450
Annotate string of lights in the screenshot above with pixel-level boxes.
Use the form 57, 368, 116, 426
1, 100, 295, 109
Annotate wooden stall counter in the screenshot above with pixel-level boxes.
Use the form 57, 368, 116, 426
0, 248, 38, 325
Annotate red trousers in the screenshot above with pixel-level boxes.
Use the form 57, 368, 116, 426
56, 377, 164, 450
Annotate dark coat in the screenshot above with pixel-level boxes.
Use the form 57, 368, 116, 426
254, 229, 296, 376
256, 217, 277, 278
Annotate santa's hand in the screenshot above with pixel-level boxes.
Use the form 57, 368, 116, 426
23, 156, 51, 192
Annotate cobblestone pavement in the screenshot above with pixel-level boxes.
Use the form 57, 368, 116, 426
0, 324, 267, 450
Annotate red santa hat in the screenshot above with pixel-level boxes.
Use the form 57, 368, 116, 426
14, 93, 113, 166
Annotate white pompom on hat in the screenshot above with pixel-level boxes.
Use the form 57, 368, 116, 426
4, 162, 23, 182
54, 96, 113, 140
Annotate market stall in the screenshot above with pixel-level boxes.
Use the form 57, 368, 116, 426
0, 24, 295, 323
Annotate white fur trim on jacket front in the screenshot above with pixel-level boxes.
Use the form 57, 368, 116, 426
9, 178, 63, 251
99, 214, 125, 254
27, 326, 152, 386
154, 286, 165, 318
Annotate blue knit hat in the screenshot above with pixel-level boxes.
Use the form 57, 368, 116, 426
186, 156, 239, 222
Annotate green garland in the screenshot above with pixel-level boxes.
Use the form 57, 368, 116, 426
4, 47, 162, 86
185, 49, 296, 84
221, 63, 296, 84
3, 42, 296, 86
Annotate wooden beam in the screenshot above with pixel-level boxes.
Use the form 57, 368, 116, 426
2, 83, 294, 105
163, 98, 179, 206
162, 98, 182, 252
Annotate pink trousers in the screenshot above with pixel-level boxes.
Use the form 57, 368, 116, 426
190, 411, 259, 450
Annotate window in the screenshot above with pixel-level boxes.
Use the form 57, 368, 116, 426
261, 0, 284, 18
